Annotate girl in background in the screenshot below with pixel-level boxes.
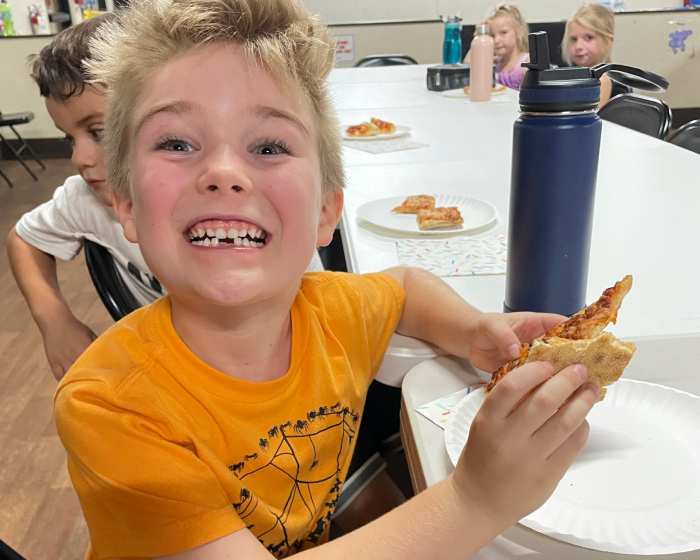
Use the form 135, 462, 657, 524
487, 4, 530, 90
563, 3, 626, 107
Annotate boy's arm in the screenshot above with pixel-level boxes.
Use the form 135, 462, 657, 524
7, 227, 97, 380
158, 361, 597, 560
382, 267, 565, 372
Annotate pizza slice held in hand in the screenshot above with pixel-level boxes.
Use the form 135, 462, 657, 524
487, 275, 636, 401
416, 207, 464, 230
391, 195, 436, 214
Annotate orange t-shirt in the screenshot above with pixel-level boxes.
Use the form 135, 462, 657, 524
54, 272, 405, 559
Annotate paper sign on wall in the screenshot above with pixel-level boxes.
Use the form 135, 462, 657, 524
335, 34, 355, 63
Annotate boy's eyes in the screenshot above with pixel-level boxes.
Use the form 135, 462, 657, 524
254, 139, 292, 156
90, 128, 105, 142
64, 135, 75, 147
150, 137, 293, 156
154, 137, 194, 152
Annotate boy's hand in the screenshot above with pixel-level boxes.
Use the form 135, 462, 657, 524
463, 312, 565, 372
451, 361, 597, 532
40, 313, 97, 381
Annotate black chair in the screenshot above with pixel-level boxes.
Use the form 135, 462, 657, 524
354, 54, 418, 68
83, 240, 142, 321
0, 112, 45, 183
668, 119, 700, 155
0, 147, 11, 189
0, 538, 26, 560
597, 93, 672, 140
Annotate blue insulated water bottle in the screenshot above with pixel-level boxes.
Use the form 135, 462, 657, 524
504, 32, 668, 316
442, 16, 462, 65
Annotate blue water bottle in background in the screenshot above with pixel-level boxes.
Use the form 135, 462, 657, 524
442, 16, 462, 65
504, 32, 668, 316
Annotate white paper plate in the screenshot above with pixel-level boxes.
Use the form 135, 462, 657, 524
356, 194, 497, 236
444, 379, 700, 555
342, 125, 411, 141
442, 86, 507, 98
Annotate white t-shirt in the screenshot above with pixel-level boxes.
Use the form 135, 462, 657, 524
15, 175, 325, 308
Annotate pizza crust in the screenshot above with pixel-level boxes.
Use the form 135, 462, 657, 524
526, 333, 636, 401
346, 122, 380, 137
416, 207, 464, 230
391, 195, 436, 214
371, 117, 396, 134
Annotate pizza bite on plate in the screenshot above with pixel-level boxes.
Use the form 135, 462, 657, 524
487, 275, 636, 401
371, 117, 396, 134
391, 195, 436, 214
462, 84, 507, 94
346, 122, 380, 137
416, 207, 464, 230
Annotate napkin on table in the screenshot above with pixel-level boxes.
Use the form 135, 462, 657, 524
396, 235, 506, 277
343, 137, 428, 154
415, 384, 486, 429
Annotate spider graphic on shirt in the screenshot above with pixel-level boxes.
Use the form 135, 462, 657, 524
227, 402, 361, 557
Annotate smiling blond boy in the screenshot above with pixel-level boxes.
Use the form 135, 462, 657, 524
54, 1, 599, 559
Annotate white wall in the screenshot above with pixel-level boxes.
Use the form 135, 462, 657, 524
0, 36, 58, 137
623, 0, 682, 9
436, 0, 583, 23
301, 0, 439, 25
302, 0, 686, 26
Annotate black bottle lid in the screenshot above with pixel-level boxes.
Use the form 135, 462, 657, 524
519, 32, 669, 113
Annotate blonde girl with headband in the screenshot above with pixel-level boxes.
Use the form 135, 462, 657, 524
487, 4, 530, 90
563, 4, 621, 106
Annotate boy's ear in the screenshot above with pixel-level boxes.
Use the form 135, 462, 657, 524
317, 189, 344, 248
113, 194, 138, 244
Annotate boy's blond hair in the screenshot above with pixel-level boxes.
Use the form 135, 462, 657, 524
562, 3, 615, 65
87, 0, 345, 199
487, 3, 529, 53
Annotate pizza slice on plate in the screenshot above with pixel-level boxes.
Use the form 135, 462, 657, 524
346, 122, 380, 137
371, 117, 396, 134
391, 195, 436, 214
416, 207, 464, 230
487, 275, 636, 401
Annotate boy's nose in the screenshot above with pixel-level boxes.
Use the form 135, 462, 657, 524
196, 151, 253, 195
71, 139, 96, 172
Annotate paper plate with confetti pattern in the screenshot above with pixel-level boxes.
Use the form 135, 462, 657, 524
356, 194, 497, 236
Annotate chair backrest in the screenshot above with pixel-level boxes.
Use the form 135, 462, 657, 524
597, 93, 672, 140
0, 538, 27, 560
83, 240, 142, 321
668, 119, 700, 155
354, 54, 418, 68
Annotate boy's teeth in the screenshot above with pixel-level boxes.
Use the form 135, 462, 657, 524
188, 222, 269, 247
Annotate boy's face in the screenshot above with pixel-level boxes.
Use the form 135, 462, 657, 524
117, 44, 342, 308
45, 85, 112, 206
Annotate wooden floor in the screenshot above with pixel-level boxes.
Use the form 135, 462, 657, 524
0, 159, 113, 559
